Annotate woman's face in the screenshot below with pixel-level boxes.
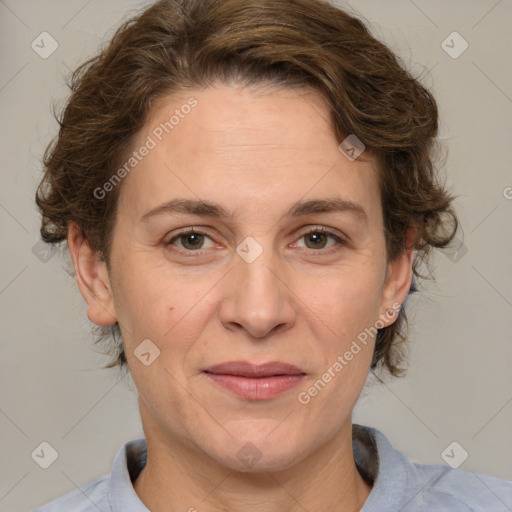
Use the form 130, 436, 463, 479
86, 84, 411, 471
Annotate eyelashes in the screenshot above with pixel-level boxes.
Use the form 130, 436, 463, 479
164, 226, 347, 257
164, 228, 217, 254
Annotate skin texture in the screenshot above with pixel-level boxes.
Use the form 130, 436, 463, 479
69, 83, 413, 512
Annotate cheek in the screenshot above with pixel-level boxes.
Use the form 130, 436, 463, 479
112, 271, 168, 335
295, 263, 383, 340
298, 275, 379, 401
112, 257, 218, 352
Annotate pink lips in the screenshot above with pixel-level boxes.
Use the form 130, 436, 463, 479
203, 361, 306, 400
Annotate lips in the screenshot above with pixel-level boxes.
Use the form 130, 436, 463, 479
202, 361, 306, 400
203, 361, 305, 378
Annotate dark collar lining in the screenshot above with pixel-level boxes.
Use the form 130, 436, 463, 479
126, 442, 147, 483
353, 423, 379, 486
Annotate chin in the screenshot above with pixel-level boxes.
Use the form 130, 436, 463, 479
204, 424, 308, 473
219, 447, 304, 474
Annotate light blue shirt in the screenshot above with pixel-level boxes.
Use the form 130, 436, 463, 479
34, 424, 512, 511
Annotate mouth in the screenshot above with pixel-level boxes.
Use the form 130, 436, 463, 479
202, 361, 307, 400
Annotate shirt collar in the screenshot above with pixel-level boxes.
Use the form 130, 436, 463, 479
108, 438, 149, 511
106, 424, 399, 511
359, 425, 409, 511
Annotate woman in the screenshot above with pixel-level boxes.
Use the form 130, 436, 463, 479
34, 0, 512, 510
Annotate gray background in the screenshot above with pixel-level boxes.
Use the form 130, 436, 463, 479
0, 0, 511, 510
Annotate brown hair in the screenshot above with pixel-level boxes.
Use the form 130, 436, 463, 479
35, 0, 458, 377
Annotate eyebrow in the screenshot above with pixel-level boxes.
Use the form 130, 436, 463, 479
141, 197, 368, 224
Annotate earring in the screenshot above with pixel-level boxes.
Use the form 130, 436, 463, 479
387, 305, 401, 316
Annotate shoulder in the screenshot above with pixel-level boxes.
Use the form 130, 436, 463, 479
32, 437, 147, 511
410, 463, 512, 511
32, 476, 109, 512
359, 424, 512, 511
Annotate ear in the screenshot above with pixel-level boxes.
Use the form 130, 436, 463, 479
67, 223, 117, 326
378, 227, 416, 326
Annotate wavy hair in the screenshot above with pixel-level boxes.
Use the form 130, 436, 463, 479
36, 0, 458, 377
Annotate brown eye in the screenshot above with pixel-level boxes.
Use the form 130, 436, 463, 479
303, 231, 330, 249
179, 232, 206, 250
293, 227, 347, 256
164, 228, 216, 254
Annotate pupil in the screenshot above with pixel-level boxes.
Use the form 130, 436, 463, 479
307, 232, 326, 248
183, 233, 203, 250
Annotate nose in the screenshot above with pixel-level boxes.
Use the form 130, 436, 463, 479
219, 241, 296, 339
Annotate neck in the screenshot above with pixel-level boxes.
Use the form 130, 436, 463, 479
133, 420, 372, 512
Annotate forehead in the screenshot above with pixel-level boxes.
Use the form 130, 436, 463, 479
119, 84, 382, 228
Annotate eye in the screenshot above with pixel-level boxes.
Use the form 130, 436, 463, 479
164, 226, 347, 258
294, 227, 346, 255
164, 227, 216, 254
